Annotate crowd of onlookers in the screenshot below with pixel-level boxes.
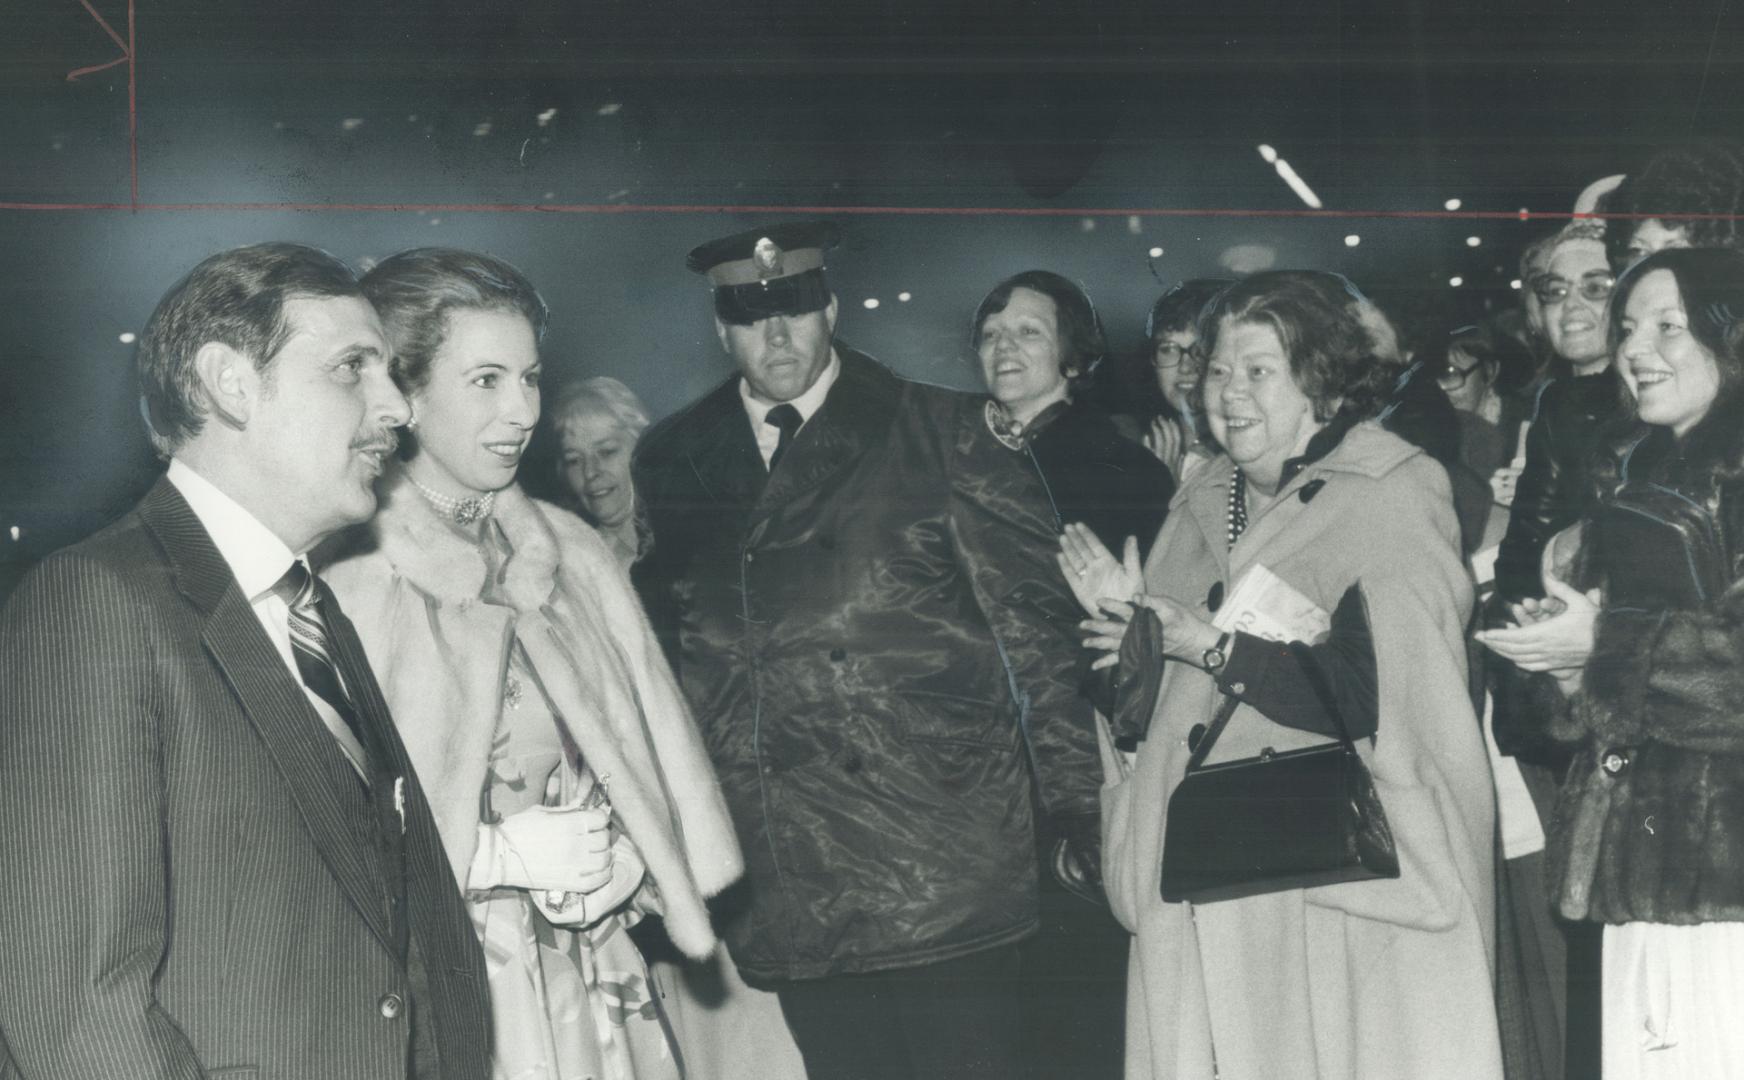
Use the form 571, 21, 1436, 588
3, 137, 1743, 1080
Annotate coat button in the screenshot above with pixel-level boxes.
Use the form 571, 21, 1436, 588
829, 647, 847, 662
1206, 582, 1224, 613
1600, 748, 1630, 777
378, 993, 404, 1020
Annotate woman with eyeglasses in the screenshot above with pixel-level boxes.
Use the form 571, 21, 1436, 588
1490, 219, 1626, 607
1479, 247, 1744, 1078
1141, 279, 1231, 484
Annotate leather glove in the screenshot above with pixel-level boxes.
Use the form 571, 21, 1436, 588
468, 802, 614, 894
1050, 810, 1106, 907
533, 832, 647, 928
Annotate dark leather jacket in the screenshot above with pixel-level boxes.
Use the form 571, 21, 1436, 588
1491, 369, 1625, 603
634, 349, 1098, 982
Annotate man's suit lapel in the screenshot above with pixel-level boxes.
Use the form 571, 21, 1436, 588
138, 480, 397, 955
681, 381, 767, 514
753, 349, 900, 522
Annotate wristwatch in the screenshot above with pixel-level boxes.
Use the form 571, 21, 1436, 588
1201, 631, 1232, 672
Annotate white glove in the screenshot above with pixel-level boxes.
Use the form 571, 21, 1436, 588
532, 832, 647, 928
468, 802, 614, 894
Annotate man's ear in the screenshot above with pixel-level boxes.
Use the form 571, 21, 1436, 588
824, 294, 839, 333
713, 316, 731, 355
192, 341, 256, 430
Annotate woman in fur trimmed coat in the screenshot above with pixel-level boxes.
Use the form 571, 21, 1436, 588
324, 248, 742, 1080
1480, 248, 1744, 1079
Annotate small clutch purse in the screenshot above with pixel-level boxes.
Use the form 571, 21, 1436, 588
1159, 640, 1399, 904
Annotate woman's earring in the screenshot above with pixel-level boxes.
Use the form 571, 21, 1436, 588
406, 413, 419, 431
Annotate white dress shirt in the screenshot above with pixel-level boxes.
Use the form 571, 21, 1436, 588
739, 351, 841, 469
167, 459, 369, 777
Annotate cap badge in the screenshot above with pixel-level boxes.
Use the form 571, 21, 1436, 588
752, 236, 783, 281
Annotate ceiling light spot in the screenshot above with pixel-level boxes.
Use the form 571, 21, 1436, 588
537, 108, 558, 127
1449, 276, 1464, 287
341, 118, 365, 132
118, 332, 136, 344
1344, 234, 1361, 247
1220, 244, 1277, 275
1444, 198, 1463, 211
863, 298, 880, 310
1148, 246, 1164, 259
597, 103, 622, 116
1466, 236, 1482, 248
473, 122, 492, 137
898, 292, 912, 302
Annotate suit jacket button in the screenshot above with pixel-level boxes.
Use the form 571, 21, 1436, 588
1600, 748, 1629, 776
378, 993, 405, 1020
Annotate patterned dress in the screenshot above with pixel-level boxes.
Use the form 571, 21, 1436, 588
471, 640, 682, 1080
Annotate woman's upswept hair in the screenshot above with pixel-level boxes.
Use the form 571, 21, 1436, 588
971, 269, 1106, 395
1196, 270, 1394, 424
1596, 247, 1744, 490
551, 376, 651, 446
361, 247, 549, 396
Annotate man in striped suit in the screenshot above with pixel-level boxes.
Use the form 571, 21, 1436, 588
0, 243, 490, 1078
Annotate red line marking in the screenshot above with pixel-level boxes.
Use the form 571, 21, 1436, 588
75, 0, 127, 53
0, 202, 1741, 221
63, 1, 139, 209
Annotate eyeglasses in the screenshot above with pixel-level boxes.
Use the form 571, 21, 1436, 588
1531, 271, 1615, 306
1435, 360, 1484, 389
1152, 343, 1199, 370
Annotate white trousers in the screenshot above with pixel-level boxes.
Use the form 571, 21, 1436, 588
1603, 921, 1744, 1079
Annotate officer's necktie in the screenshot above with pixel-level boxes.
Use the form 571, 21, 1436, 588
765, 402, 803, 472
272, 561, 372, 780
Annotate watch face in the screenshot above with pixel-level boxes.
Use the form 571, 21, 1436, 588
1203, 647, 1225, 669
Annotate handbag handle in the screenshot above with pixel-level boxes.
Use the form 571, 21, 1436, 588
1183, 637, 1357, 774
1285, 639, 1362, 749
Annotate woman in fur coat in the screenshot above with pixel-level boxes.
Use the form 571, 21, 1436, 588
1480, 247, 1744, 1079
1062, 271, 1502, 1079
323, 248, 742, 1080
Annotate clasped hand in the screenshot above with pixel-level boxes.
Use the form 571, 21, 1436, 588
1056, 523, 1220, 671
471, 800, 615, 895
1474, 575, 1600, 693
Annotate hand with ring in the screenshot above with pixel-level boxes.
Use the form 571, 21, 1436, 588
1056, 523, 1141, 618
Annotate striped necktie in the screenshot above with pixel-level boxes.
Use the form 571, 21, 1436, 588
272, 561, 372, 778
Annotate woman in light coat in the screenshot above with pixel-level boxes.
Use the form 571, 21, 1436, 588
324, 248, 742, 1080
1062, 271, 1502, 1079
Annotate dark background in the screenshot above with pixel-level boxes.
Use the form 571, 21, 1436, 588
3, 0, 1741, 578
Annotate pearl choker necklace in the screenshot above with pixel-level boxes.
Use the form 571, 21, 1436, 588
408, 476, 496, 526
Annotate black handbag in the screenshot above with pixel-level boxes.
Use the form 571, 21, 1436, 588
1159, 640, 1399, 904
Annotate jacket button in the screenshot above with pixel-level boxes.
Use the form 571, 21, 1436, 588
1187, 723, 1207, 752
1600, 748, 1630, 777
829, 647, 847, 662
378, 993, 404, 1020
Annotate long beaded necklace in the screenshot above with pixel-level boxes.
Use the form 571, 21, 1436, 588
408, 475, 497, 527
1226, 467, 1249, 550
